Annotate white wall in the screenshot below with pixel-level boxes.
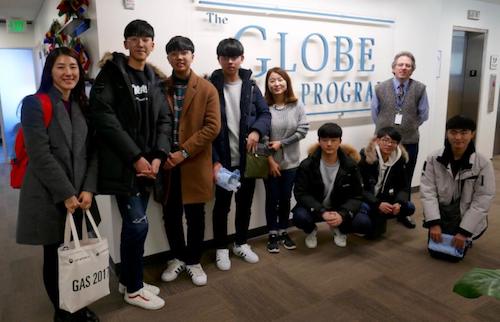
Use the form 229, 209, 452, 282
0, 49, 37, 159
24, 0, 500, 162
435, 0, 500, 159
27, 0, 500, 261
33, 0, 100, 83
0, 24, 35, 48
91, 0, 500, 175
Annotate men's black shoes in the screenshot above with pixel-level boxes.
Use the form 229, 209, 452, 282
267, 234, 280, 253
54, 307, 99, 322
279, 232, 297, 250
398, 215, 416, 229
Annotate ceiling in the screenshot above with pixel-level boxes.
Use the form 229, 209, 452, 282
2, 0, 500, 22
0, 0, 44, 21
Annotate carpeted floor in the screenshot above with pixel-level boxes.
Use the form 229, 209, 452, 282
1, 157, 499, 322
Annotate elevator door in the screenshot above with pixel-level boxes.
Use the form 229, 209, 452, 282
493, 87, 500, 155
447, 30, 485, 124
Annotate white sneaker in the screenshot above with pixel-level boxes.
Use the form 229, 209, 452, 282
232, 243, 259, 263
305, 228, 318, 249
216, 249, 231, 271
161, 258, 186, 282
118, 282, 160, 295
124, 288, 165, 310
332, 228, 347, 247
186, 264, 208, 286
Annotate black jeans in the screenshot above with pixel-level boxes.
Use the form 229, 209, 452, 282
43, 243, 81, 318
364, 201, 416, 238
116, 188, 150, 293
263, 168, 297, 231
212, 169, 256, 248
162, 167, 205, 265
403, 143, 419, 200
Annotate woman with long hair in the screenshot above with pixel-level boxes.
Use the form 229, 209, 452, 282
16, 47, 100, 322
264, 67, 309, 253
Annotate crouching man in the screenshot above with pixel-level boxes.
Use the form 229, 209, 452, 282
421, 115, 495, 261
292, 123, 367, 248
358, 127, 416, 238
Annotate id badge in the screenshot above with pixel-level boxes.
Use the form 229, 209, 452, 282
394, 113, 403, 125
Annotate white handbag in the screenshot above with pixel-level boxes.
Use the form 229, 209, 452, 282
58, 210, 110, 313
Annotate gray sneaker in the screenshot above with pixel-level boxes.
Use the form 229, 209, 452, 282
305, 228, 318, 248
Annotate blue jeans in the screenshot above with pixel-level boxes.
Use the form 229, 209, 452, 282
264, 168, 297, 231
116, 189, 150, 293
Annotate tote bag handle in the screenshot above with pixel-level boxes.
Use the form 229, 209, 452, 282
63, 210, 102, 249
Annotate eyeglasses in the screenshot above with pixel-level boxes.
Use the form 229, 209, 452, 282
379, 137, 398, 146
396, 63, 412, 68
448, 129, 472, 136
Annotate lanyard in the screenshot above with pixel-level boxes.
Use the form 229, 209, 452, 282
395, 83, 405, 111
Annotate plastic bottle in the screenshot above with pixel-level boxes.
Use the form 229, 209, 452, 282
216, 167, 241, 191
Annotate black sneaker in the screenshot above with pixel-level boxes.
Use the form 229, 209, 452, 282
267, 234, 280, 253
279, 232, 297, 250
397, 215, 416, 229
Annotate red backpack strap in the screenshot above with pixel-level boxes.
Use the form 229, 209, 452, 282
34, 93, 53, 128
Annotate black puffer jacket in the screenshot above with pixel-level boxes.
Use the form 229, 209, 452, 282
89, 52, 172, 194
358, 140, 409, 209
293, 145, 363, 221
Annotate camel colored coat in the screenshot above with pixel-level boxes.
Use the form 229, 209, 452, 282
164, 71, 221, 204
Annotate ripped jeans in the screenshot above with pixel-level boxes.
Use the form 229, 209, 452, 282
116, 188, 150, 293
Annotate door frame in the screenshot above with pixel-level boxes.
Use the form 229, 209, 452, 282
448, 26, 488, 136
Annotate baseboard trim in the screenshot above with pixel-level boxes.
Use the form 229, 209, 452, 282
110, 225, 269, 274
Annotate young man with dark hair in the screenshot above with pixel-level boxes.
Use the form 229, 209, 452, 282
292, 123, 366, 248
89, 19, 171, 310
159, 36, 220, 286
210, 38, 271, 270
421, 115, 495, 260
358, 127, 415, 238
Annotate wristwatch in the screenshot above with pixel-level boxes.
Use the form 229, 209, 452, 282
181, 149, 190, 159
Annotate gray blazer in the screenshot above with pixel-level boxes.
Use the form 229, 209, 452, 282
16, 87, 99, 245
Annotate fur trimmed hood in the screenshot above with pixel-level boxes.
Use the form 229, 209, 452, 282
307, 143, 361, 163
98, 51, 168, 81
363, 137, 409, 165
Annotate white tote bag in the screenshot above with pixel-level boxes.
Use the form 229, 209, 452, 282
58, 210, 110, 313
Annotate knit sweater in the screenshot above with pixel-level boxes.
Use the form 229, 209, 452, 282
269, 101, 309, 170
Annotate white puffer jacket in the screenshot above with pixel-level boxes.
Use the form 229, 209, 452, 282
420, 147, 495, 238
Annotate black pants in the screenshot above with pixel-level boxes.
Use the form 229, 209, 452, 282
44, 242, 85, 318
163, 167, 205, 265
263, 168, 297, 231
403, 143, 418, 199
212, 171, 256, 248
365, 201, 415, 238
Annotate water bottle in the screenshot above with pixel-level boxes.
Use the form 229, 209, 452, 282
216, 167, 241, 191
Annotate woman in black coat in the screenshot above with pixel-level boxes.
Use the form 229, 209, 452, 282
16, 47, 99, 322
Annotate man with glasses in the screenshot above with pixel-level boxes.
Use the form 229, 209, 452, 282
160, 36, 220, 287
421, 115, 495, 260
371, 51, 429, 229
358, 127, 416, 238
